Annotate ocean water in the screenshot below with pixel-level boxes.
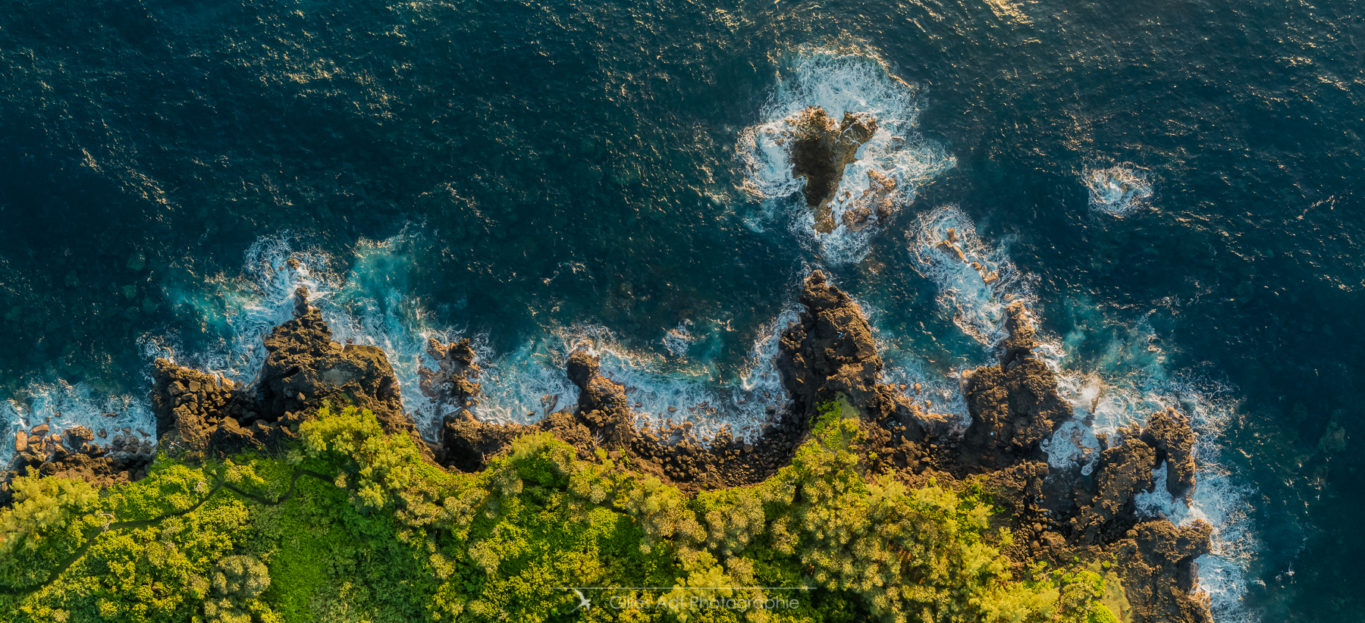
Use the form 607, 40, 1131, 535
3, 1, 1363, 620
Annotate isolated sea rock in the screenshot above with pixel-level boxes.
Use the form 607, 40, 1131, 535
842, 169, 898, 232
788, 107, 877, 233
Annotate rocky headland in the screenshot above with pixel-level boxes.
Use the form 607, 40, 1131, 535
1, 273, 1213, 622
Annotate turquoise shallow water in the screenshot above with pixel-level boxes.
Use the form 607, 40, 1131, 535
3, 1, 1364, 619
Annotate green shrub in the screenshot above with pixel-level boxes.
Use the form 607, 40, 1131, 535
0, 403, 1120, 623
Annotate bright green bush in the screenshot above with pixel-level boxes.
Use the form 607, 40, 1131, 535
0, 402, 1121, 623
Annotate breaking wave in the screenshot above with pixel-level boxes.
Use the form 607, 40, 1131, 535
738, 48, 955, 263
906, 205, 1256, 622
1083, 164, 1154, 217
909, 204, 1031, 345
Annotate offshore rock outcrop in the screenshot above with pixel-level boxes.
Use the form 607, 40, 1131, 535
1, 271, 1213, 623
788, 107, 877, 233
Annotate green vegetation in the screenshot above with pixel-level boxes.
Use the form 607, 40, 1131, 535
0, 401, 1120, 622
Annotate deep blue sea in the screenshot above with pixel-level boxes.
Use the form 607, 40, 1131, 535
2, 1, 1362, 620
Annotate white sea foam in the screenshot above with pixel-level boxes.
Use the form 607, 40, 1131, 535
552, 307, 799, 441
1041, 418, 1102, 476
468, 335, 580, 426
662, 320, 695, 357
162, 232, 801, 444
738, 48, 955, 263
1083, 164, 1154, 217
0, 380, 153, 466
909, 204, 1030, 345
902, 204, 1255, 621
1037, 319, 1259, 623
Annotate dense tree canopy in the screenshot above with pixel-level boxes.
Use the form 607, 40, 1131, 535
0, 403, 1120, 622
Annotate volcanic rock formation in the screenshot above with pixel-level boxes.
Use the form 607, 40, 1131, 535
1, 271, 1214, 623
787, 106, 877, 232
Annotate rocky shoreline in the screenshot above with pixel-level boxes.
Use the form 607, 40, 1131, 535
1, 272, 1214, 622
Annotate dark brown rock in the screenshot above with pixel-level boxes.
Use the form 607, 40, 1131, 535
151, 359, 240, 451
567, 350, 633, 445
788, 107, 878, 233
251, 288, 424, 455
1139, 407, 1198, 500
777, 270, 883, 412
1113, 521, 1214, 623
1072, 438, 1158, 543
959, 305, 1069, 470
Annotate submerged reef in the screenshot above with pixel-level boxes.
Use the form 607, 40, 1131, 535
0, 273, 1212, 622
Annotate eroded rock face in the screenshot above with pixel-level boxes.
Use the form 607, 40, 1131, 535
788, 107, 878, 233
1114, 521, 1215, 623
150, 286, 427, 459
960, 357, 1070, 465
439, 410, 534, 472
959, 305, 1070, 470
777, 271, 954, 447
429, 345, 809, 488
947, 296, 1210, 623
257, 294, 403, 426
424, 337, 500, 470
567, 350, 633, 445
0, 425, 153, 505
842, 170, 898, 232
1073, 438, 1159, 543
1139, 407, 1198, 500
